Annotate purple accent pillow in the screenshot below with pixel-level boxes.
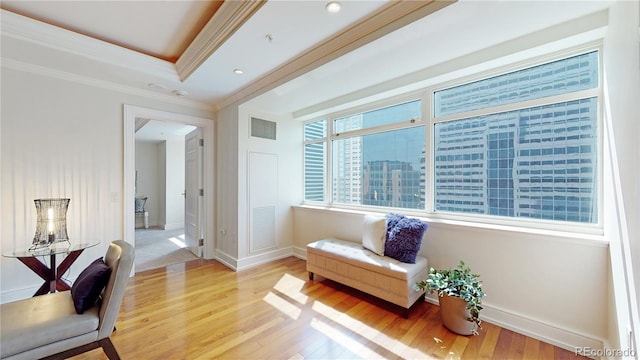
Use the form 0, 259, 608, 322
71, 257, 112, 314
384, 217, 428, 264
385, 213, 406, 237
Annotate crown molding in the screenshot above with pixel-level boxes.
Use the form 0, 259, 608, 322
293, 9, 608, 121
176, 0, 266, 81
1, 57, 215, 112
0, 9, 178, 81
217, 0, 456, 110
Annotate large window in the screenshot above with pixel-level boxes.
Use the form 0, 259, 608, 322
433, 51, 599, 224
303, 49, 600, 227
305, 100, 425, 210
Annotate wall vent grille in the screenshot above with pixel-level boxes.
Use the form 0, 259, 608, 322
251, 117, 276, 140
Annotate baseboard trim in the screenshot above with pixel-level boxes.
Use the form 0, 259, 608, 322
162, 223, 183, 231
214, 249, 239, 271
424, 294, 604, 356
292, 245, 307, 260
0, 287, 39, 304
214, 247, 296, 272
236, 248, 294, 271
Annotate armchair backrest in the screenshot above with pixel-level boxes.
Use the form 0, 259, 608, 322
97, 240, 134, 339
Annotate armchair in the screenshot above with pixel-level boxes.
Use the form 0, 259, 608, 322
1, 240, 134, 360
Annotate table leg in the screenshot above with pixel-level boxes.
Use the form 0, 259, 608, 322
57, 250, 84, 292
49, 254, 57, 293
16, 249, 85, 296
17, 257, 55, 296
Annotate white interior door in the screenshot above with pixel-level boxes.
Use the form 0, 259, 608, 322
184, 128, 202, 257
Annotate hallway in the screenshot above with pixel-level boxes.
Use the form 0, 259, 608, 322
135, 227, 199, 273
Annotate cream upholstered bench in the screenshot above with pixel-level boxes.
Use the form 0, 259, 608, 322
306, 237, 429, 315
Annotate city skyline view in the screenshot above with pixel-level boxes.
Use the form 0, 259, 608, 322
306, 50, 599, 224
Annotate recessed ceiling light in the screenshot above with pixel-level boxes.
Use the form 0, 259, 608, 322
325, 2, 341, 13
233, 69, 244, 75
147, 82, 167, 90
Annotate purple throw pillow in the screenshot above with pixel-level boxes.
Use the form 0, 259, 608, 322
71, 257, 112, 314
385, 213, 406, 237
384, 217, 428, 263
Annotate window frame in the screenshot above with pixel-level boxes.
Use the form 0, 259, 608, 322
302, 43, 603, 234
303, 94, 427, 210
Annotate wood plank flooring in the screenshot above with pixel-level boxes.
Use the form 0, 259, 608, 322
72, 257, 587, 359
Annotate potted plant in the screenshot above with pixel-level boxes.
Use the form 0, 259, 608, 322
415, 260, 485, 335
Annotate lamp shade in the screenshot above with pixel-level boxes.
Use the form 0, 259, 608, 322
33, 198, 70, 245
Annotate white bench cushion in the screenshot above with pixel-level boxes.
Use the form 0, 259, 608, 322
1, 291, 99, 358
306, 238, 428, 309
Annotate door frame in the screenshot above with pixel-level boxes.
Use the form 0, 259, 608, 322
123, 105, 215, 260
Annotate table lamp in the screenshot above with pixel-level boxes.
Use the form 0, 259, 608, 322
32, 198, 70, 250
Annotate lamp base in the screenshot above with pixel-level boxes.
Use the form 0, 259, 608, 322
29, 239, 70, 253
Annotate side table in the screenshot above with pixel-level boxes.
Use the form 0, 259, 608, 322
3, 242, 99, 296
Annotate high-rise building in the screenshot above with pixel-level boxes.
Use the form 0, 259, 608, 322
434, 98, 597, 222
362, 160, 421, 208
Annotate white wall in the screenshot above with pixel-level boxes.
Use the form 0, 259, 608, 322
135, 141, 159, 227
215, 104, 239, 262
0, 65, 214, 302
602, 0, 640, 353
135, 139, 186, 229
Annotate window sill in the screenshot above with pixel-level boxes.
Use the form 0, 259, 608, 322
292, 204, 608, 248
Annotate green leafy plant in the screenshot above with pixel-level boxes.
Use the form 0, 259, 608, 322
415, 260, 485, 332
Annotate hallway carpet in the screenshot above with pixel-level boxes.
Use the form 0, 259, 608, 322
135, 227, 199, 273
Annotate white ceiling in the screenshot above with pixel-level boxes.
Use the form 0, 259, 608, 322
135, 120, 197, 143
1, 0, 613, 125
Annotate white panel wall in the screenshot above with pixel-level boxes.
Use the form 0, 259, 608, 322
231, 106, 302, 269
248, 152, 278, 252
0, 66, 214, 302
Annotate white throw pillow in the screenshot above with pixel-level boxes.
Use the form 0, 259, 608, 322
362, 214, 387, 256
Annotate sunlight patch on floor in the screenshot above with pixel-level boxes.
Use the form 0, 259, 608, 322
168, 234, 186, 248
312, 301, 432, 359
272, 273, 308, 304
263, 292, 302, 319
310, 318, 386, 359
263, 273, 434, 359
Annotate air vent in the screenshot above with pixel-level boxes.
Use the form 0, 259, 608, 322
251, 117, 276, 140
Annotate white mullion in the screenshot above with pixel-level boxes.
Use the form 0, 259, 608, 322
303, 137, 325, 146
334, 118, 424, 139
424, 89, 434, 213
433, 88, 600, 124
596, 48, 604, 229
326, 117, 333, 205
329, 94, 423, 126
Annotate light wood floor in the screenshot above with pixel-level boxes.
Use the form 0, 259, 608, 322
73, 257, 586, 360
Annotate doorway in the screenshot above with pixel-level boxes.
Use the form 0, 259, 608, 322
134, 120, 198, 271
123, 105, 215, 274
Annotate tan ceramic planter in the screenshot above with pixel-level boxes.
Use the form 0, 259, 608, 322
439, 293, 477, 335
